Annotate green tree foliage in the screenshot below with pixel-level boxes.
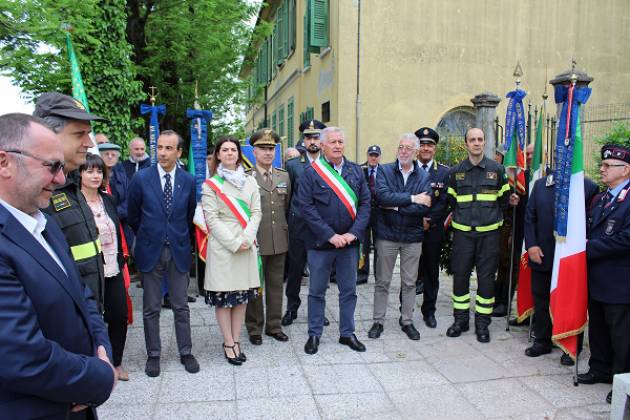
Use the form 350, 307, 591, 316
587, 122, 630, 181
126, 0, 259, 144
0, 0, 144, 152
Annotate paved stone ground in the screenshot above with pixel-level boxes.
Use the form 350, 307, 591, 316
100, 263, 612, 420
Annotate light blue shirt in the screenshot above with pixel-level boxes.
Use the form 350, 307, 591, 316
608, 179, 630, 203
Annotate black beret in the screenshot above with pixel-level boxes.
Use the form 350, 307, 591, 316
601, 144, 630, 165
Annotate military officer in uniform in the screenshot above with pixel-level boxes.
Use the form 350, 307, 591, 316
578, 144, 630, 405
358, 145, 381, 284
414, 127, 449, 328
245, 129, 291, 345
33, 93, 108, 311
282, 120, 328, 326
446, 127, 519, 343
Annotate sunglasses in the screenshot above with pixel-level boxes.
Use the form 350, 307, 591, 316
5, 149, 65, 175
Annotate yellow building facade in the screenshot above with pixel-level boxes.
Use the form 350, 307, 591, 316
242, 0, 630, 163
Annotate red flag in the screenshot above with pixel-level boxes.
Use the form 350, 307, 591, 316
516, 249, 533, 322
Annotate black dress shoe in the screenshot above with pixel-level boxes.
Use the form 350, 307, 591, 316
249, 334, 263, 345
524, 343, 552, 357
187, 295, 196, 303
223, 344, 242, 365
415, 281, 424, 295
401, 324, 420, 340
339, 334, 366, 352
323, 316, 330, 326
234, 342, 247, 362
304, 336, 319, 355
423, 314, 437, 328
367, 323, 383, 339
606, 390, 612, 404
356, 276, 368, 285
180, 354, 200, 373
560, 353, 574, 366
576, 371, 613, 385
446, 321, 469, 337
145, 356, 160, 377
265, 331, 289, 342
281, 311, 297, 326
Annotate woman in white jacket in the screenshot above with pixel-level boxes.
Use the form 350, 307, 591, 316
202, 137, 262, 365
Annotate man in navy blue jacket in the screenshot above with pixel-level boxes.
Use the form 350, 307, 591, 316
368, 133, 432, 341
578, 144, 630, 404
128, 130, 199, 377
296, 127, 371, 355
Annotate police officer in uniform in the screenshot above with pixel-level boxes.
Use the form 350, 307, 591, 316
414, 127, 449, 328
358, 145, 381, 284
33, 93, 107, 310
446, 127, 519, 343
245, 129, 291, 345
578, 144, 630, 404
282, 120, 328, 326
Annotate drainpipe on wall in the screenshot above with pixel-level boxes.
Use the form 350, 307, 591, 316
354, 0, 361, 162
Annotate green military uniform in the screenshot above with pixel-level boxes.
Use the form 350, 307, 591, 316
446, 156, 510, 342
245, 129, 292, 341
45, 171, 105, 310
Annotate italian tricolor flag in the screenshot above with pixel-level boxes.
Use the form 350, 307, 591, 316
549, 114, 588, 360
516, 109, 545, 321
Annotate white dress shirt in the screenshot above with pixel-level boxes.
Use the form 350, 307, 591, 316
157, 164, 177, 191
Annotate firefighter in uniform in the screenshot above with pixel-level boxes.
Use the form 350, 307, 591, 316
245, 129, 291, 345
414, 127, 449, 328
33, 93, 107, 310
446, 127, 519, 343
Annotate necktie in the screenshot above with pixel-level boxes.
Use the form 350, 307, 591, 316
422, 164, 429, 172
368, 168, 375, 195
164, 173, 173, 212
604, 191, 614, 208
264, 171, 272, 187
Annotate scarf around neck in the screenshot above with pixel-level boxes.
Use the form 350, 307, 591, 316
217, 163, 246, 190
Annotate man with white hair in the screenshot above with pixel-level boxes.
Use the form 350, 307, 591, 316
368, 133, 432, 340
122, 137, 151, 181
296, 127, 371, 355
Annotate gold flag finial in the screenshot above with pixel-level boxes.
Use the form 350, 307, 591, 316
513, 61, 524, 87
149, 86, 157, 106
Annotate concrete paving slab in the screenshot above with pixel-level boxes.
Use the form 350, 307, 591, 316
314, 392, 397, 420
236, 395, 320, 420
388, 385, 484, 420
154, 401, 237, 420
368, 360, 448, 391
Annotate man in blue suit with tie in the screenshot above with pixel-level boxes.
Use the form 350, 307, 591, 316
128, 130, 199, 377
0, 113, 116, 419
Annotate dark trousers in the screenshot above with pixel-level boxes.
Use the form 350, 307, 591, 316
531, 270, 552, 345
418, 227, 444, 317
104, 273, 128, 367
246, 253, 286, 335
285, 230, 307, 313
142, 245, 192, 357
196, 255, 206, 296
307, 245, 358, 337
587, 298, 630, 377
451, 230, 500, 320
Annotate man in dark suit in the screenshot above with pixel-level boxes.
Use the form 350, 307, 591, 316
282, 119, 327, 326
578, 144, 630, 404
358, 145, 381, 284
128, 129, 199, 377
0, 113, 116, 419
296, 126, 371, 355
524, 172, 599, 364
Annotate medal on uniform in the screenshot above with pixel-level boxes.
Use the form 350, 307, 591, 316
605, 219, 616, 235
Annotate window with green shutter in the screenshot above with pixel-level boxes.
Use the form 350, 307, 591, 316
287, 98, 295, 146
306, 106, 314, 121
276, 3, 284, 65
289, 0, 296, 54
300, 111, 307, 124
303, 0, 310, 68
310, 0, 328, 48
272, 23, 278, 77
281, 1, 289, 59
279, 105, 285, 138
272, 111, 277, 133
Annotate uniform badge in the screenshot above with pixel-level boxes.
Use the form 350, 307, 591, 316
618, 188, 628, 202
546, 174, 554, 187
605, 219, 616, 235
434, 190, 440, 197
277, 181, 288, 194
51, 193, 71, 211
455, 172, 465, 181
486, 172, 497, 180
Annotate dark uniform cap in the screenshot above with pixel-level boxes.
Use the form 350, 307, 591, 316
367, 145, 381, 156
33, 92, 105, 121
98, 142, 121, 152
299, 119, 326, 135
296, 140, 306, 154
250, 128, 280, 148
601, 144, 630, 165
414, 127, 439, 145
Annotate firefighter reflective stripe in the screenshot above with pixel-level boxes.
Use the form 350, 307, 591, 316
452, 293, 471, 309
449, 188, 505, 203
70, 239, 102, 261
475, 294, 495, 315
476, 193, 497, 201
447, 187, 458, 198
452, 220, 503, 232
499, 183, 510, 195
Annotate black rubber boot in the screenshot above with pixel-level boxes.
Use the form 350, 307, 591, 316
446, 309, 470, 337
475, 314, 491, 343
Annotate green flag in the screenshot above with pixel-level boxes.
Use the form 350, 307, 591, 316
65, 32, 90, 112
187, 141, 196, 175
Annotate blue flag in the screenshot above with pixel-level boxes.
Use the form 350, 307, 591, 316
140, 104, 166, 165
186, 109, 213, 200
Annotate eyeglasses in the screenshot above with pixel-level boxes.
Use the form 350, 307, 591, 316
600, 162, 628, 170
5, 149, 65, 175
398, 145, 416, 152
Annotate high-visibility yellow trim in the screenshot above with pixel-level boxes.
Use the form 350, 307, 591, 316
447, 187, 457, 197
455, 195, 473, 202
476, 295, 495, 305
454, 302, 471, 310
70, 239, 102, 261
476, 193, 498, 201
475, 305, 493, 315
452, 221, 471, 231
499, 183, 510, 195
452, 293, 470, 302
452, 220, 503, 232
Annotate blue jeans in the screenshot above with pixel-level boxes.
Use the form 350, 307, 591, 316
307, 245, 359, 337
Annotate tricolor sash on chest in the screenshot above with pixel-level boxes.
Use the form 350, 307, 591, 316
311, 158, 358, 220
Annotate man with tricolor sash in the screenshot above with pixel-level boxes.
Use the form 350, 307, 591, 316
578, 144, 630, 404
446, 127, 519, 343
296, 127, 371, 355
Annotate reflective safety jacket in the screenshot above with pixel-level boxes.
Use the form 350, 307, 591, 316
447, 156, 510, 233
45, 171, 105, 309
